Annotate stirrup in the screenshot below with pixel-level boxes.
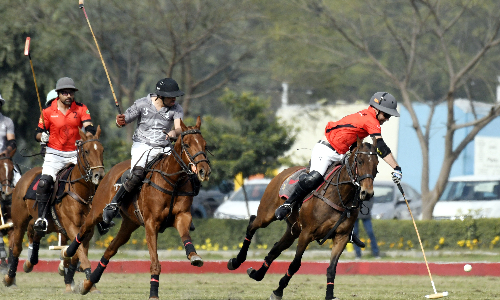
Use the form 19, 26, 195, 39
275, 203, 292, 220
34, 218, 48, 232
102, 203, 119, 224
97, 221, 115, 235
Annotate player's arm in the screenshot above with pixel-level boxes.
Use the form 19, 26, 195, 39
167, 118, 182, 138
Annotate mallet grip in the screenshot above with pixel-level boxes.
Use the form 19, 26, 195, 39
79, 0, 84, 9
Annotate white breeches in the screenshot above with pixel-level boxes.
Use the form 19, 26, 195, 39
309, 141, 345, 176
131, 142, 171, 169
42, 147, 78, 180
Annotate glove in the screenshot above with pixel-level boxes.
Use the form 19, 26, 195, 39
41, 131, 50, 143
391, 166, 402, 185
116, 114, 126, 128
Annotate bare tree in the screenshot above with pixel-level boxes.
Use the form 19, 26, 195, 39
284, 0, 500, 219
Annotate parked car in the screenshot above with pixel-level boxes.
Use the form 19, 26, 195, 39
213, 178, 271, 219
191, 180, 234, 218
433, 175, 500, 220
370, 181, 422, 220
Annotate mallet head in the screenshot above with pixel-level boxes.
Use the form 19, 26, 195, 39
24, 37, 31, 56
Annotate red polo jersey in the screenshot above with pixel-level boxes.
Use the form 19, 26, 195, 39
325, 106, 381, 154
37, 99, 92, 151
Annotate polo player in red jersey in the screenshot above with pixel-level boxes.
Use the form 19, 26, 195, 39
275, 92, 403, 247
33, 77, 96, 233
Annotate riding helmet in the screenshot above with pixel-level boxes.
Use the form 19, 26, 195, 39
155, 78, 184, 98
369, 92, 400, 117
46, 89, 58, 106
55, 77, 78, 91
0, 94, 4, 106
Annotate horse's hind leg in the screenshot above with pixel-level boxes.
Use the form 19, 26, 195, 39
76, 217, 139, 295
227, 215, 260, 270
247, 220, 301, 282
324, 234, 349, 300
270, 230, 313, 300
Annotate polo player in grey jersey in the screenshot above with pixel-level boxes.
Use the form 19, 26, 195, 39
99, 78, 184, 231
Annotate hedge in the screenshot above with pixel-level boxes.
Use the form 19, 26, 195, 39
21, 218, 500, 252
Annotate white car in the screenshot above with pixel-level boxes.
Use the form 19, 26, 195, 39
433, 175, 500, 220
213, 178, 271, 219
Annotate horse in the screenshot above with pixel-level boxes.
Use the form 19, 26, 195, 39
0, 149, 17, 274
227, 137, 379, 300
2, 126, 105, 292
62, 116, 211, 299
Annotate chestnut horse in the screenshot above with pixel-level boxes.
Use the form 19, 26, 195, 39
227, 137, 378, 300
2, 126, 105, 292
63, 116, 211, 299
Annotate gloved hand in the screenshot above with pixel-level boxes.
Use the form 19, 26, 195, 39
391, 166, 402, 184
41, 131, 50, 143
116, 114, 126, 128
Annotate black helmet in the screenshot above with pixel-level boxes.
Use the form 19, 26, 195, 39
369, 92, 399, 117
155, 78, 184, 98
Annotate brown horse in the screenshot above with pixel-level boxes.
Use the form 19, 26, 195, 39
62, 116, 211, 299
2, 126, 105, 292
0, 149, 17, 274
227, 137, 378, 300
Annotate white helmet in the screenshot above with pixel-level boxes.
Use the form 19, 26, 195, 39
0, 94, 5, 106
46, 89, 58, 106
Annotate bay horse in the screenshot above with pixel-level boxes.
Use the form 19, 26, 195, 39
0, 149, 17, 274
227, 137, 378, 300
2, 126, 105, 292
62, 116, 211, 299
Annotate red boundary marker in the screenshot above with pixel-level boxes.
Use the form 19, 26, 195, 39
16, 260, 500, 276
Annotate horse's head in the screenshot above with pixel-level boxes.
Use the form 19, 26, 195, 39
76, 125, 105, 185
0, 149, 16, 201
175, 116, 211, 182
349, 137, 378, 201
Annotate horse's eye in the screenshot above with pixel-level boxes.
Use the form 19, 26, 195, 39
184, 144, 190, 148
85, 150, 90, 155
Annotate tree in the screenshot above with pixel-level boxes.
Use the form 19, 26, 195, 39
202, 89, 295, 216
264, 0, 500, 219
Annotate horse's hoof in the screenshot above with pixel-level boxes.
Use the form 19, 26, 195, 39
247, 267, 255, 276
64, 281, 75, 294
269, 292, 282, 300
23, 260, 34, 273
149, 297, 160, 300
58, 260, 65, 276
3, 275, 16, 287
227, 258, 239, 270
60, 246, 70, 260
190, 255, 203, 267
89, 284, 101, 294
75, 280, 91, 295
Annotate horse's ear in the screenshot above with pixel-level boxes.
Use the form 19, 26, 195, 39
79, 128, 87, 140
372, 136, 377, 147
95, 125, 101, 139
196, 116, 201, 129
356, 136, 362, 149
180, 118, 188, 131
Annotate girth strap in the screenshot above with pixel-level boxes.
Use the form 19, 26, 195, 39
318, 209, 350, 245
50, 206, 67, 236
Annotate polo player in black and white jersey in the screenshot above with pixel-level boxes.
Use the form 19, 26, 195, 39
100, 78, 184, 230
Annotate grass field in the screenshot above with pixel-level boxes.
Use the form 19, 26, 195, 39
1, 272, 499, 300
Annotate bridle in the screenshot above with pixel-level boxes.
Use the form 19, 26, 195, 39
74, 139, 105, 183
0, 156, 15, 191
170, 129, 210, 176
345, 146, 378, 187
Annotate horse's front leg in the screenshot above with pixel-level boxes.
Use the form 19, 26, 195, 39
3, 218, 29, 287
75, 216, 139, 295
145, 218, 162, 300
247, 219, 301, 282
175, 212, 203, 267
270, 229, 313, 300
325, 234, 349, 300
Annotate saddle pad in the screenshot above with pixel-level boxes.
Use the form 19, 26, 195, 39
24, 167, 74, 200
279, 164, 342, 202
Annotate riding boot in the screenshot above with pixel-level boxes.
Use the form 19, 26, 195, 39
275, 170, 324, 220
33, 175, 53, 233
99, 166, 145, 233
349, 231, 366, 248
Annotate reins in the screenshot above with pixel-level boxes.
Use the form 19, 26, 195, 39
0, 156, 15, 190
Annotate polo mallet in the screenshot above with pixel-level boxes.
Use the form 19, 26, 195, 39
397, 183, 448, 299
49, 233, 65, 250
24, 37, 46, 130
79, 0, 122, 114
0, 203, 13, 230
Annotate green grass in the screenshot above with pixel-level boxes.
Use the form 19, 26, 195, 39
1, 273, 498, 300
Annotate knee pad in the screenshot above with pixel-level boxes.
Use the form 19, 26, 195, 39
37, 175, 54, 194
124, 166, 145, 191
131, 166, 145, 179
298, 170, 324, 191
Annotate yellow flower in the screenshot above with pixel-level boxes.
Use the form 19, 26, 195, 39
439, 237, 445, 245
239, 242, 243, 248
178, 246, 183, 250
131, 239, 137, 245
434, 245, 440, 250
457, 240, 465, 247
205, 238, 211, 244
223, 246, 229, 251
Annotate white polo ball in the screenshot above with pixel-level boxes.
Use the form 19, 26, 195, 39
464, 264, 472, 272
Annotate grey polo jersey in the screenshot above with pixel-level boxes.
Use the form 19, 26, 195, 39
124, 94, 183, 147
0, 113, 15, 152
